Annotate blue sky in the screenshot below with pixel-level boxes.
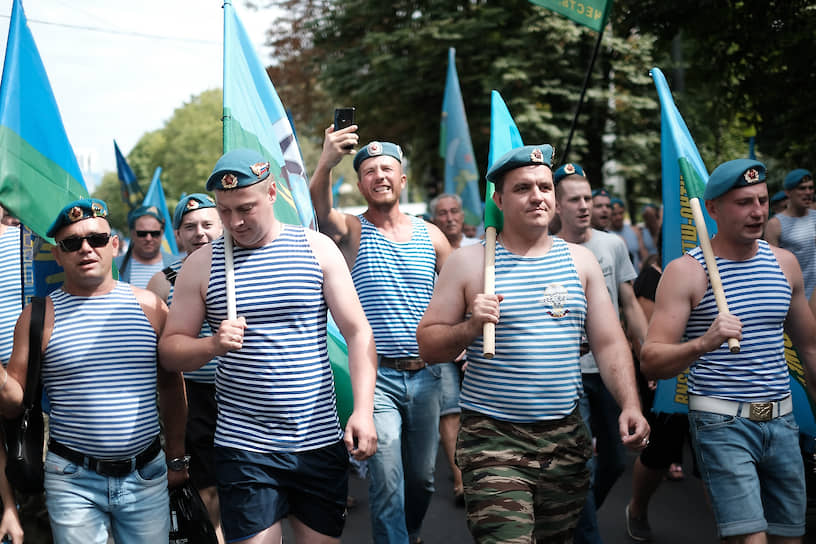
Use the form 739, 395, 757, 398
0, 0, 278, 189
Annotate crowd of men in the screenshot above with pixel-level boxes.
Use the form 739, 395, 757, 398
0, 117, 815, 544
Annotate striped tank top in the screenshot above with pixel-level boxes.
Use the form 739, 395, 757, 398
686, 240, 791, 401
776, 210, 816, 297
207, 225, 342, 453
351, 215, 436, 357
44, 281, 161, 457
462, 237, 586, 422
166, 258, 218, 383
0, 226, 21, 365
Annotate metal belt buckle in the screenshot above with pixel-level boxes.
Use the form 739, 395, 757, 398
749, 402, 773, 422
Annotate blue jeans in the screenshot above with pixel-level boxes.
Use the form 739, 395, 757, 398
581, 372, 625, 506
689, 409, 806, 538
44, 449, 170, 544
368, 365, 441, 544
574, 391, 602, 544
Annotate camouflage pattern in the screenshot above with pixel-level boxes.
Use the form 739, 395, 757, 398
456, 409, 591, 543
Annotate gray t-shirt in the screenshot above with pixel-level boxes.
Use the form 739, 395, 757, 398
578, 229, 637, 373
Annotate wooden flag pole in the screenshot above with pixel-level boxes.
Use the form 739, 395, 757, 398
483, 226, 497, 358
224, 231, 237, 320
689, 198, 740, 353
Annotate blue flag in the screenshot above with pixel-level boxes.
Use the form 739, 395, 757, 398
141, 167, 178, 255
484, 91, 525, 232
0, 0, 88, 242
440, 48, 481, 226
114, 140, 143, 209
222, 0, 315, 230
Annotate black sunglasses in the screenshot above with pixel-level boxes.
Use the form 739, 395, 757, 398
136, 230, 162, 238
56, 233, 111, 252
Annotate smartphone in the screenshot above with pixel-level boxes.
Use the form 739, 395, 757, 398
334, 107, 355, 130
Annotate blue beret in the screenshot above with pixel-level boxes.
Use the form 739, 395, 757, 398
553, 162, 586, 184
703, 159, 766, 200
610, 197, 624, 207
205, 148, 272, 191
783, 168, 812, 190
173, 193, 216, 229
770, 190, 788, 204
353, 141, 403, 172
592, 188, 610, 199
485, 145, 554, 184
46, 198, 109, 238
127, 204, 165, 229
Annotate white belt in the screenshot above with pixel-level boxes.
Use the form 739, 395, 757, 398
688, 394, 793, 422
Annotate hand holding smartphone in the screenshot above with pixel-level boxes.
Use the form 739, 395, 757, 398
334, 107, 356, 150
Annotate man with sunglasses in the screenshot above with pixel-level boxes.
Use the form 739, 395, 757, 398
0, 198, 187, 543
116, 205, 175, 288
765, 168, 816, 299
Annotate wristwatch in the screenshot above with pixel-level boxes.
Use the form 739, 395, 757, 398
167, 455, 191, 471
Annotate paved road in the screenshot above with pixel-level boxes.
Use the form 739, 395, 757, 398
283, 445, 816, 543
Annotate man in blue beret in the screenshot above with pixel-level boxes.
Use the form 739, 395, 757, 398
160, 149, 378, 544
116, 204, 175, 288
642, 158, 816, 542
590, 187, 612, 231
417, 146, 648, 543
146, 193, 225, 542
765, 168, 816, 299
0, 198, 188, 543
769, 190, 789, 216
552, 162, 649, 542
312, 124, 451, 544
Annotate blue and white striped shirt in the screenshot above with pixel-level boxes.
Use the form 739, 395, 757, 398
207, 225, 342, 453
166, 258, 218, 384
351, 215, 436, 358
462, 237, 586, 422
44, 282, 161, 458
686, 240, 791, 401
0, 226, 22, 365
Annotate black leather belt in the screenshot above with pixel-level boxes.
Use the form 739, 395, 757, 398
49, 436, 162, 477
378, 355, 426, 371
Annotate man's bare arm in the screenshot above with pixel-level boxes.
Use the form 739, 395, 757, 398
310, 125, 359, 245
764, 216, 781, 246
640, 255, 742, 379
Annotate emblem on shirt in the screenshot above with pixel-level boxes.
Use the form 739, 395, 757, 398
250, 161, 269, 178
530, 148, 544, 163
68, 206, 83, 222
221, 173, 238, 189
744, 168, 760, 184
540, 283, 570, 318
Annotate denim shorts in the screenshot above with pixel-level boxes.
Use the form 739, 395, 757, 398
215, 441, 349, 541
688, 410, 805, 538
439, 361, 462, 416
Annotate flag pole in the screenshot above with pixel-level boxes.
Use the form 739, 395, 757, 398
680, 159, 739, 353
562, 25, 605, 163
222, 0, 237, 321
483, 227, 496, 358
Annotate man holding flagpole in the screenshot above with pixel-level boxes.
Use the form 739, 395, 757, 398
642, 159, 816, 543
160, 148, 378, 544
311, 126, 451, 544
417, 145, 648, 543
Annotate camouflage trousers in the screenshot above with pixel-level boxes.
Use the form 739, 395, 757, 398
456, 409, 591, 544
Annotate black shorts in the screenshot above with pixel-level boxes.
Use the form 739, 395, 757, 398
185, 379, 217, 490
215, 441, 350, 541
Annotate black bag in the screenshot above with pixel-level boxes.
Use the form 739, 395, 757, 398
169, 479, 219, 544
2, 296, 46, 494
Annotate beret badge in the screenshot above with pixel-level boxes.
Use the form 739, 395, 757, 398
91, 202, 106, 217
564, 163, 576, 175
744, 168, 760, 184
250, 161, 269, 178
530, 148, 544, 163
186, 199, 200, 210
221, 173, 239, 189
367, 142, 382, 156
69, 206, 83, 222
